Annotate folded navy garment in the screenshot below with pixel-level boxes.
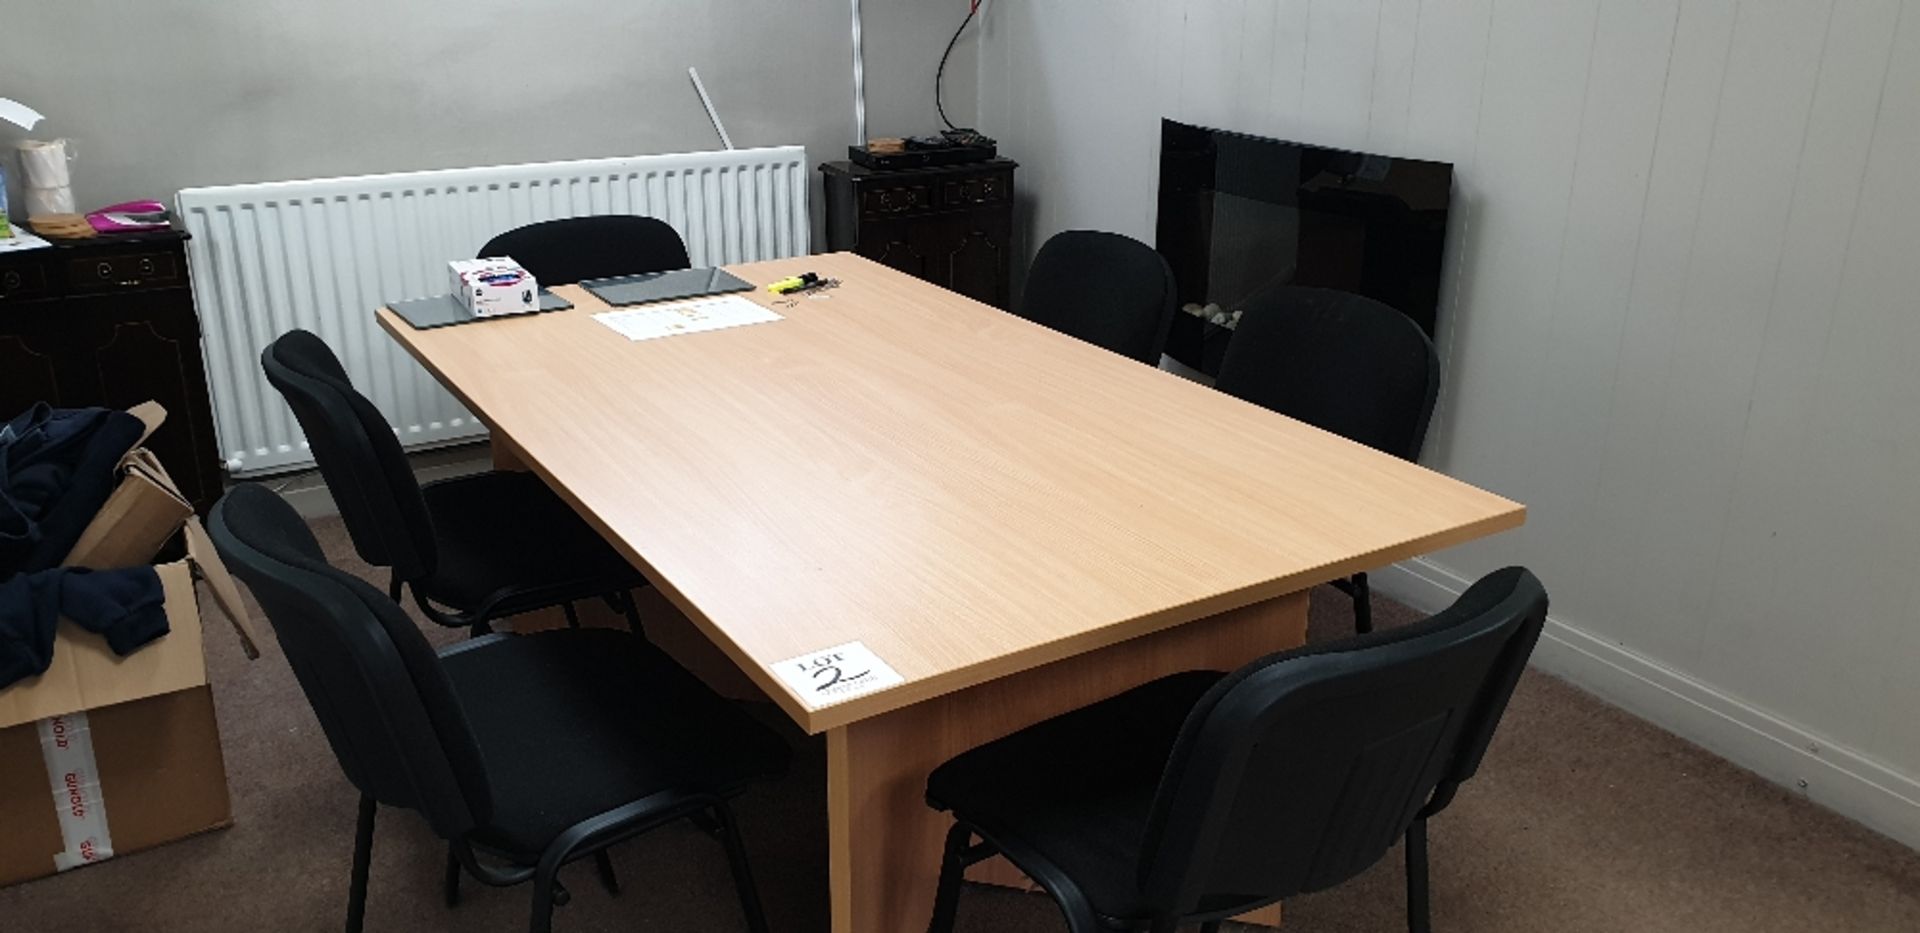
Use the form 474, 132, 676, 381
0, 404, 148, 576
0, 565, 169, 690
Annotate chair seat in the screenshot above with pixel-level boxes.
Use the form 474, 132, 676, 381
926, 671, 1225, 923
414, 471, 647, 617
441, 628, 791, 857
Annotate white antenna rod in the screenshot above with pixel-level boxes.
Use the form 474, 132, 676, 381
849, 0, 868, 145
688, 67, 735, 151
0, 97, 44, 131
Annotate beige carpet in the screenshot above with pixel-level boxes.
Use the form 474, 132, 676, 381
3, 514, 1917, 932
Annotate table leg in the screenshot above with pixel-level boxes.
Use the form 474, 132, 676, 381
825, 591, 1309, 932
490, 432, 530, 471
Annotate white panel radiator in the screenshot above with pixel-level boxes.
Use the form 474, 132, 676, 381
176, 145, 810, 476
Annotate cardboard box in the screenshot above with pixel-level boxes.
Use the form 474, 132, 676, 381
0, 402, 259, 888
0, 686, 230, 883
59, 402, 191, 571
450, 257, 538, 317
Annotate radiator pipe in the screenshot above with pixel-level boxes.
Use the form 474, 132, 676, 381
849, 0, 867, 146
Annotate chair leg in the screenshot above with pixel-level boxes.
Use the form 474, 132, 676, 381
561, 601, 582, 629
928, 823, 973, 933
529, 865, 560, 933
387, 575, 403, 603
1351, 571, 1374, 634
713, 802, 771, 933
443, 843, 461, 907
1197, 923, 1223, 933
1406, 817, 1431, 933
345, 796, 377, 933
688, 809, 725, 837
594, 849, 621, 896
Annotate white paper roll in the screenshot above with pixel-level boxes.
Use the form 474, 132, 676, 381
24, 186, 75, 218
18, 139, 71, 189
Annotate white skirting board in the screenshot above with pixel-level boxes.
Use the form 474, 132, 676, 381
1371, 557, 1920, 852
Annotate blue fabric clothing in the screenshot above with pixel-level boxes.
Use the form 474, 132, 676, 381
0, 404, 147, 575
0, 565, 170, 690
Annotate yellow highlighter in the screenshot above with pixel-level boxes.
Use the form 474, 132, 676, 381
767, 273, 821, 295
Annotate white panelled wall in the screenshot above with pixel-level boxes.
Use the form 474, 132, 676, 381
980, 0, 1920, 848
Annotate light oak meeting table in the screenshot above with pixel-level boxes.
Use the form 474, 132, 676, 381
379, 252, 1524, 931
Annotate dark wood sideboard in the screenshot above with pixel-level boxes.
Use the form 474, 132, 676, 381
821, 158, 1017, 309
0, 229, 223, 514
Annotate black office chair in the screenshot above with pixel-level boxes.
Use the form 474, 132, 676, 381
208, 483, 789, 933
1018, 230, 1178, 365
924, 567, 1547, 933
479, 215, 692, 285
1213, 287, 1440, 633
261, 329, 648, 636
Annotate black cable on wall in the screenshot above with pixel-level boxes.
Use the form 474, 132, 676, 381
936, 0, 983, 131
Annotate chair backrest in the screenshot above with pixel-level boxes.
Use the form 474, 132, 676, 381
478, 215, 692, 285
1138, 567, 1548, 920
1017, 230, 1178, 365
260, 330, 437, 582
1213, 286, 1439, 462
207, 483, 491, 839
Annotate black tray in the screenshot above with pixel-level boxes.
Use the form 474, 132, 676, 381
579, 267, 754, 307
388, 290, 573, 329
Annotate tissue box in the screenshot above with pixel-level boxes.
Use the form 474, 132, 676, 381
449, 258, 537, 318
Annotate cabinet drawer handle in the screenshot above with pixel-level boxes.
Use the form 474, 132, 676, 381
139, 258, 156, 275
2, 271, 19, 290
876, 189, 919, 212
97, 262, 114, 279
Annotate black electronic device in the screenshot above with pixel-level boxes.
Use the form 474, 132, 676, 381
579, 266, 754, 307
849, 129, 997, 171
1156, 119, 1454, 375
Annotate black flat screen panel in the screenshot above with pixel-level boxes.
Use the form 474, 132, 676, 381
1156, 119, 1452, 373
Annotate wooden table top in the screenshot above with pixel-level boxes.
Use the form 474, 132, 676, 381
379, 253, 1523, 732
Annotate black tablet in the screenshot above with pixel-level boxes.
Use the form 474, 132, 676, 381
580, 267, 755, 307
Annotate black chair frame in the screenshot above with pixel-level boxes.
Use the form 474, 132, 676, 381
210, 486, 776, 933
928, 792, 1447, 933
1018, 230, 1180, 365
382, 570, 644, 638
1216, 287, 1441, 634
260, 331, 647, 638
926, 568, 1548, 933
478, 215, 692, 286
335, 668, 770, 933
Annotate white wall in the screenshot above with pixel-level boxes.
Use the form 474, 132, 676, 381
0, 0, 976, 228
981, 0, 1920, 848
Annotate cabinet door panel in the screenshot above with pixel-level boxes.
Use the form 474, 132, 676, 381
922, 209, 1014, 309
65, 296, 222, 511
862, 218, 933, 280
0, 330, 66, 414
945, 226, 1006, 307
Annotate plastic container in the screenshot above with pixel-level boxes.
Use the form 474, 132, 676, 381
0, 163, 12, 239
